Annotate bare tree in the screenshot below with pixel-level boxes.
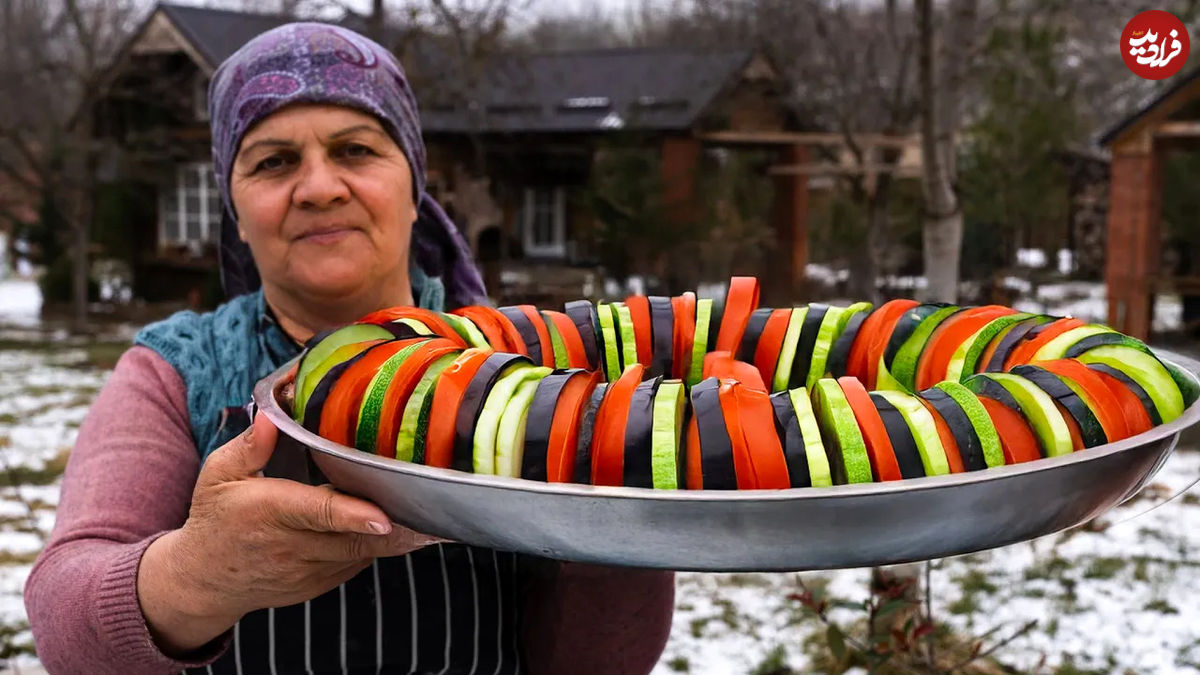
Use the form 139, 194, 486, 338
916, 0, 977, 303
0, 0, 140, 329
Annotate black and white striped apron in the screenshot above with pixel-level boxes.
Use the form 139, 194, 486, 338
193, 405, 528, 674
184, 545, 524, 675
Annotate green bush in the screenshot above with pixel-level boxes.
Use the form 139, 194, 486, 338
38, 255, 98, 305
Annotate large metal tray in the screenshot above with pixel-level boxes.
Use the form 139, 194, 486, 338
252, 350, 1200, 572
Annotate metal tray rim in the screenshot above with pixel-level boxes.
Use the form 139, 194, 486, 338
253, 348, 1200, 503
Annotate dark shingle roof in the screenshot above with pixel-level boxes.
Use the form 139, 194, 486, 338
156, 3, 758, 133
158, 3, 303, 69
1098, 66, 1200, 146
417, 48, 756, 133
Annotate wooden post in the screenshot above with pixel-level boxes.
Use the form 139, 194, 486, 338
769, 143, 809, 305
1105, 143, 1162, 340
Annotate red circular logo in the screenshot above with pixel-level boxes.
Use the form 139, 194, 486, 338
1122, 10, 1190, 80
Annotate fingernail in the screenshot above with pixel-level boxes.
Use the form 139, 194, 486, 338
367, 521, 391, 535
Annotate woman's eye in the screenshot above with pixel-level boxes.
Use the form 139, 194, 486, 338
341, 143, 373, 158
254, 155, 290, 173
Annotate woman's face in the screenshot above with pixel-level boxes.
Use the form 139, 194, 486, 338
230, 104, 416, 304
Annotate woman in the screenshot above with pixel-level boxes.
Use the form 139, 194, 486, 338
24, 22, 674, 674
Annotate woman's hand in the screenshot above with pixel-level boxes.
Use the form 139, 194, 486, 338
137, 412, 442, 657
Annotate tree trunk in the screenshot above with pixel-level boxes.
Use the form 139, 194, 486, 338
917, 0, 969, 304
71, 119, 95, 333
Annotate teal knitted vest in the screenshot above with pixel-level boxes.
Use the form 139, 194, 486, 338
134, 270, 446, 460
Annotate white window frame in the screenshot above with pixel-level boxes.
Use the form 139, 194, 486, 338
522, 186, 566, 258
158, 162, 220, 250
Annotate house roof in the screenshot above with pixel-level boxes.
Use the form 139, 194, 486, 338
416, 47, 757, 134
153, 3, 763, 134
1098, 66, 1200, 147
158, 3, 315, 69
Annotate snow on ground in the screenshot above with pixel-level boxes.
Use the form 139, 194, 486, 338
0, 281, 40, 328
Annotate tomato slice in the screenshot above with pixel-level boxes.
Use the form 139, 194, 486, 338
374, 340, 462, 458
731, 382, 791, 489
838, 377, 903, 481
591, 363, 644, 486
686, 415, 703, 489
357, 307, 464, 345
915, 306, 1014, 390
715, 276, 761, 355
978, 397, 1041, 463
517, 305, 556, 367
625, 294, 654, 368
753, 308, 792, 391
703, 351, 767, 391
318, 340, 416, 447
865, 300, 920, 390
546, 370, 602, 482
452, 306, 516, 353
717, 380, 759, 489
542, 310, 590, 369
1036, 359, 1130, 442
1091, 368, 1154, 436
919, 397, 965, 473
1004, 317, 1085, 370
671, 293, 697, 381
424, 347, 493, 468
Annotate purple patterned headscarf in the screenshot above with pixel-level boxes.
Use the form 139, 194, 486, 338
208, 21, 489, 309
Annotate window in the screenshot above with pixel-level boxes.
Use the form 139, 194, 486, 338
522, 186, 566, 258
194, 76, 209, 121
159, 162, 221, 251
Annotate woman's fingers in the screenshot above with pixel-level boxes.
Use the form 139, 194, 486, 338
298, 528, 446, 563
267, 482, 394, 536
198, 413, 280, 487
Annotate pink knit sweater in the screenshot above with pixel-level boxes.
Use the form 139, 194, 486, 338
24, 346, 674, 674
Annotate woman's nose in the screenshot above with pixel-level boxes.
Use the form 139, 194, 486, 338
292, 157, 350, 209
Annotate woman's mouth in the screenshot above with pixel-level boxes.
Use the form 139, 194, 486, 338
298, 227, 356, 244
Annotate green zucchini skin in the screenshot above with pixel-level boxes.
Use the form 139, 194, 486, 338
302, 342, 391, 435
920, 387, 987, 471
882, 304, 950, 370
963, 374, 1024, 414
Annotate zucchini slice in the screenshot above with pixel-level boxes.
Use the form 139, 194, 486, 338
595, 302, 623, 382
890, 305, 961, 391
873, 390, 951, 476
651, 380, 688, 489
932, 381, 1004, 469
688, 299, 714, 388
475, 365, 553, 475
623, 376, 664, 488
870, 392, 926, 479
398, 352, 458, 464
970, 372, 1074, 457
1032, 324, 1117, 362
1011, 365, 1108, 448
295, 325, 397, 422
920, 386, 987, 471
453, 352, 534, 473
945, 312, 1031, 382
790, 303, 829, 390
773, 307, 808, 393
826, 306, 869, 379
1075, 345, 1184, 424
811, 378, 873, 484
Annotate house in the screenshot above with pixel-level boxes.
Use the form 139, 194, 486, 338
91, 3, 829, 307
1098, 66, 1200, 339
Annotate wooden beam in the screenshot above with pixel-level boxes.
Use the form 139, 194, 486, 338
698, 130, 916, 147
767, 162, 922, 177
1154, 120, 1200, 138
